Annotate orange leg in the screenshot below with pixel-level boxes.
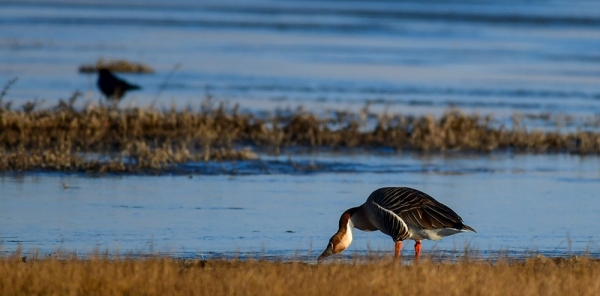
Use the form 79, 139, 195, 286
414, 240, 422, 262
394, 241, 402, 260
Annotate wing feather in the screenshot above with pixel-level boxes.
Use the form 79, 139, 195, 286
368, 187, 468, 231
369, 201, 409, 242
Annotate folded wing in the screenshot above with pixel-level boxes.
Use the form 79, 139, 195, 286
367, 187, 471, 232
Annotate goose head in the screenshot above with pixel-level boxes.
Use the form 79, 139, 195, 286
318, 214, 353, 261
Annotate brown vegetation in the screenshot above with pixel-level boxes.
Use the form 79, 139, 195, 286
1, 255, 599, 295
78, 59, 154, 74
0, 97, 599, 173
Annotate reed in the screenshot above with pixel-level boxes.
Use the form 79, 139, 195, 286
1, 255, 598, 295
0, 99, 599, 172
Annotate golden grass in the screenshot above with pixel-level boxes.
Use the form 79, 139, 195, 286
0, 97, 599, 172
1, 255, 599, 295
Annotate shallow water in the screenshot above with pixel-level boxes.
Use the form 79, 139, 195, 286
1, 0, 600, 119
2, 152, 599, 260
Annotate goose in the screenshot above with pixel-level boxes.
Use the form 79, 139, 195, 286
318, 187, 476, 261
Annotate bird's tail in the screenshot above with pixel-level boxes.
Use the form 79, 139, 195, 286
127, 84, 141, 91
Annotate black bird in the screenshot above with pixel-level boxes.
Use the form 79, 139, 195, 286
97, 68, 141, 101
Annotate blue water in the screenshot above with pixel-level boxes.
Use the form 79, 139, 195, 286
1, 0, 600, 260
1, 0, 600, 118
2, 153, 600, 260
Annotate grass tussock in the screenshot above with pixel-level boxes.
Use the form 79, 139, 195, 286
78, 59, 154, 74
1, 256, 599, 295
0, 97, 599, 172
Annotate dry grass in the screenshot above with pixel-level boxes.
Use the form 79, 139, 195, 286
78, 59, 154, 73
0, 97, 599, 172
1, 255, 599, 295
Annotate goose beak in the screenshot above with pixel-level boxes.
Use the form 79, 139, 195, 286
318, 243, 334, 261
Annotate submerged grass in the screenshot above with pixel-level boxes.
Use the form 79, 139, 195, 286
1, 255, 599, 295
0, 98, 599, 173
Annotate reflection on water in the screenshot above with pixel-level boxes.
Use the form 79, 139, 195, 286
1, 153, 599, 259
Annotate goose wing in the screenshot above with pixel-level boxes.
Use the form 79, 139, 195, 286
367, 200, 409, 242
367, 187, 470, 231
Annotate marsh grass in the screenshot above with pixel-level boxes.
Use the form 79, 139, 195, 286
78, 59, 154, 73
1, 98, 599, 173
1, 253, 599, 295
